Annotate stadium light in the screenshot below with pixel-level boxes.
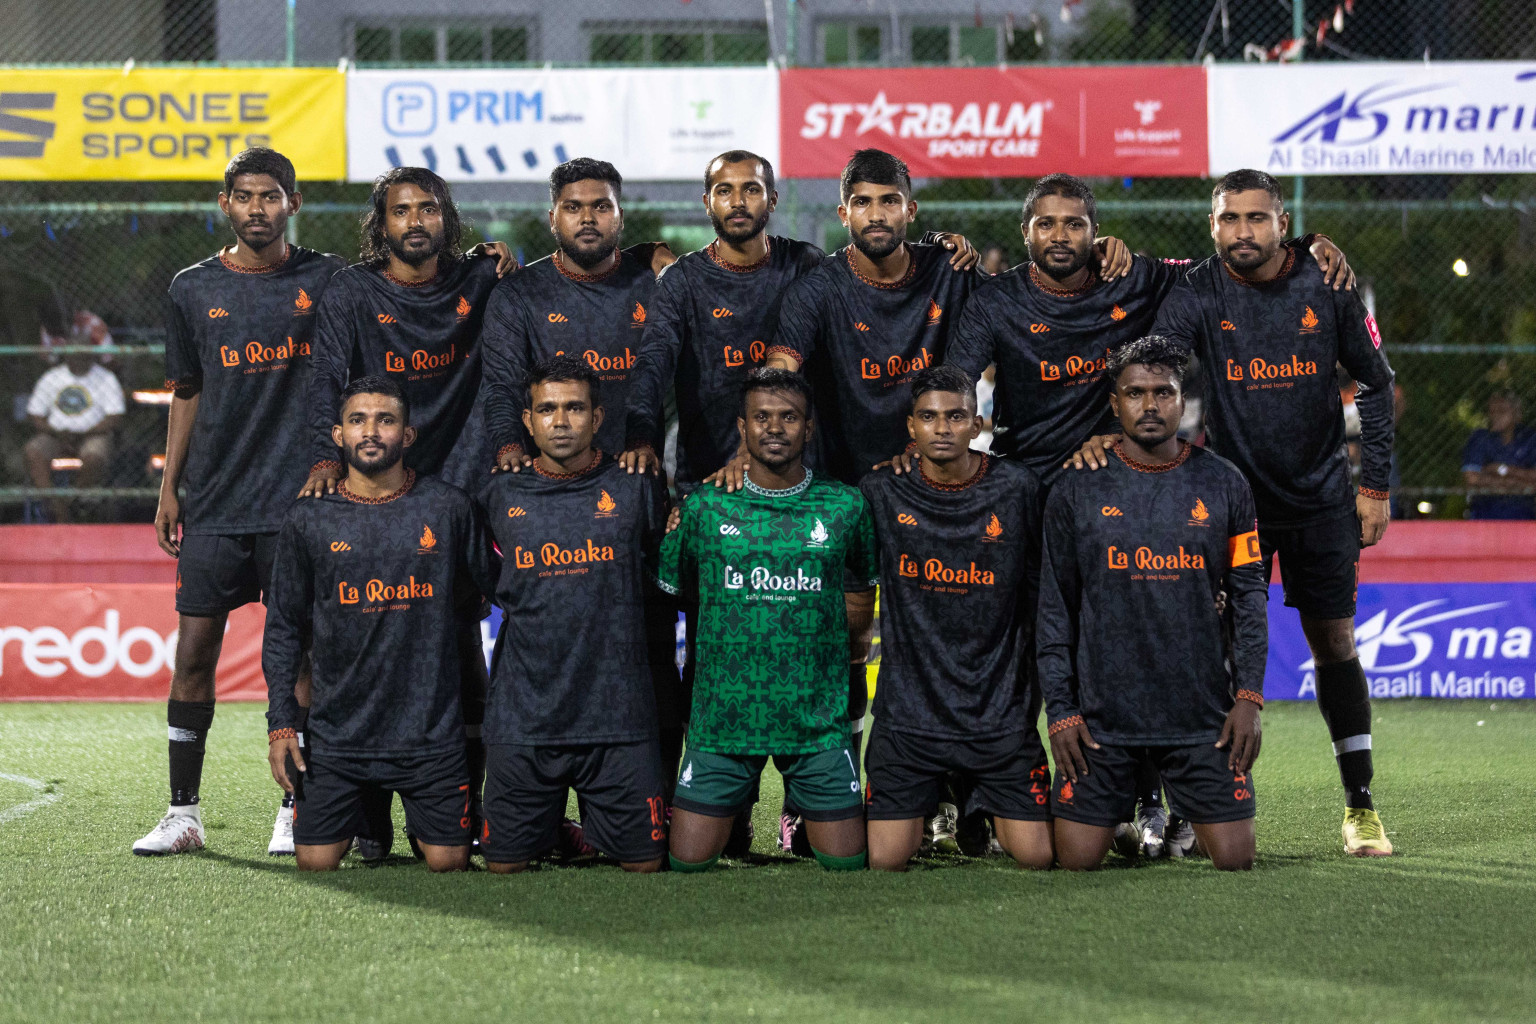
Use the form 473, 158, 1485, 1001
1453, 258, 1470, 277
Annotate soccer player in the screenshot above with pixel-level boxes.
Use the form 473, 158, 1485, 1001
264, 375, 498, 872
1039, 337, 1267, 871
659, 369, 877, 873
1128, 169, 1396, 857
135, 148, 346, 857
859, 366, 1050, 871
477, 356, 669, 873
943, 172, 1352, 856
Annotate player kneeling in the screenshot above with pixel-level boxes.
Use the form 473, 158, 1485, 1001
1038, 337, 1267, 871
660, 370, 877, 872
264, 376, 498, 872
860, 367, 1052, 870
477, 356, 671, 874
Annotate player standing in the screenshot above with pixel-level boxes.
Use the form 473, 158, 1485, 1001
477, 356, 669, 873
859, 367, 1051, 871
659, 369, 876, 872
135, 148, 346, 857
1040, 337, 1267, 871
264, 376, 498, 872
1131, 170, 1396, 857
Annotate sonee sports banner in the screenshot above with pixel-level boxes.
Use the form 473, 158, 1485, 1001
0, 68, 346, 181
778, 66, 1207, 179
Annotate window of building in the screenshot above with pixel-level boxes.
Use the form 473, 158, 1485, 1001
906, 21, 1008, 65
587, 22, 770, 64
821, 21, 883, 65
349, 22, 533, 64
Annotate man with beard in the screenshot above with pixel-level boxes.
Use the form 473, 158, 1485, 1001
1123, 169, 1396, 857
301, 166, 513, 858
135, 148, 346, 858
477, 356, 669, 874
859, 367, 1050, 871
1039, 337, 1267, 872
264, 376, 499, 872
659, 369, 877, 873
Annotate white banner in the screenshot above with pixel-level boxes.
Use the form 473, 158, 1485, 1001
1208, 62, 1536, 176
346, 68, 779, 183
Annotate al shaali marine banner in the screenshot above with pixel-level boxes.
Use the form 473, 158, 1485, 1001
346, 67, 779, 183
0, 68, 346, 181
1208, 61, 1536, 175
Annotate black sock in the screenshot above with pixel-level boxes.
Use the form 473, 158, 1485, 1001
1133, 755, 1163, 809
167, 699, 215, 807
1316, 658, 1375, 810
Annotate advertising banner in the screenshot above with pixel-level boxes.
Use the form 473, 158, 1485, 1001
1265, 583, 1536, 701
347, 67, 778, 182
1208, 62, 1536, 175
779, 66, 1206, 179
0, 585, 266, 701
0, 68, 345, 181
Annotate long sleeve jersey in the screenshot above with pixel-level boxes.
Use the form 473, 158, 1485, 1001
1036, 443, 1267, 746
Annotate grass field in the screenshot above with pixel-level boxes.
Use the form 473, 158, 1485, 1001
2, 700, 1534, 1024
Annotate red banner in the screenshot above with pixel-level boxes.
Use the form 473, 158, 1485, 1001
779, 66, 1207, 179
0, 585, 266, 701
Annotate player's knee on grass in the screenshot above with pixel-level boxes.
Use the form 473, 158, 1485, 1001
802, 817, 865, 861
812, 847, 867, 871
1053, 819, 1115, 871
486, 860, 530, 874
419, 842, 470, 873
994, 818, 1054, 870
668, 807, 734, 865
867, 818, 923, 871
621, 858, 664, 874
295, 841, 349, 872
1193, 820, 1255, 872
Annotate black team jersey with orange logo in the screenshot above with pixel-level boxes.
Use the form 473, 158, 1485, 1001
308, 255, 500, 491
774, 243, 983, 485
1037, 443, 1268, 745
164, 246, 347, 535
859, 455, 1043, 739
478, 454, 668, 746
947, 257, 1183, 484
625, 237, 824, 491
481, 249, 656, 463
264, 472, 499, 756
1152, 248, 1395, 527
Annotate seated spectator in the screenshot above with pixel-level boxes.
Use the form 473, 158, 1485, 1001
24, 344, 124, 522
1462, 390, 1536, 520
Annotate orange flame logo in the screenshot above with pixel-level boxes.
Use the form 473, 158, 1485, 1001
419, 524, 437, 550
456, 295, 472, 317
926, 299, 942, 323
632, 302, 646, 324
985, 514, 1003, 539
1191, 498, 1210, 522
1301, 305, 1319, 330
1110, 304, 1127, 321
597, 490, 617, 514
1060, 780, 1074, 801
295, 288, 312, 311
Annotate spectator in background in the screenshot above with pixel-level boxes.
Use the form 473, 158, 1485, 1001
41, 309, 114, 358
24, 341, 124, 522
1462, 390, 1536, 520
979, 245, 1008, 276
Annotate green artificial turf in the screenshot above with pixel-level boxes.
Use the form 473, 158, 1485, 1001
1, 700, 1533, 1023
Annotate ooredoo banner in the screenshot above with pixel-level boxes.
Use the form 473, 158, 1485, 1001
1265, 583, 1536, 701
1208, 62, 1536, 175
0, 68, 346, 181
346, 67, 778, 182
0, 585, 265, 701
778, 66, 1206, 179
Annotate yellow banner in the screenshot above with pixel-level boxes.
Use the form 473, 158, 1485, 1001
0, 68, 345, 181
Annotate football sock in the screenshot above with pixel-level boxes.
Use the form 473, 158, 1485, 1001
1316, 658, 1375, 810
1133, 756, 1163, 809
812, 848, 868, 872
167, 698, 215, 808
668, 853, 719, 873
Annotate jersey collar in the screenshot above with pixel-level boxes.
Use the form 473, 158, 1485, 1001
744, 467, 813, 498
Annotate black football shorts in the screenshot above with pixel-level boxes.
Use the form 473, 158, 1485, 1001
1259, 510, 1360, 620
293, 749, 472, 847
865, 723, 1051, 822
1051, 742, 1256, 827
175, 532, 278, 615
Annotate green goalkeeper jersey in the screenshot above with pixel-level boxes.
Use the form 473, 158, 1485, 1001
656, 469, 879, 756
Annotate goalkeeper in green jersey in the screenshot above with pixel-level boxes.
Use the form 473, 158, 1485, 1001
656, 368, 877, 872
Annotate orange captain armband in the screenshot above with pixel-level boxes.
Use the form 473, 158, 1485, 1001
1236, 690, 1264, 709
1228, 529, 1261, 568
268, 728, 296, 743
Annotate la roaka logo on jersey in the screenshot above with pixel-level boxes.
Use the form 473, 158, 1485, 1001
1188, 498, 1211, 527
861, 347, 932, 382
1299, 305, 1320, 335
219, 336, 310, 370
723, 340, 766, 368
898, 553, 995, 585
513, 539, 616, 570
293, 289, 314, 316
456, 295, 472, 322
1039, 349, 1110, 386
1107, 545, 1206, 571
806, 518, 829, 548
926, 300, 943, 325
417, 525, 438, 554
1225, 354, 1320, 385
631, 302, 647, 327
338, 577, 434, 605
982, 514, 1004, 542
595, 490, 617, 518
386, 344, 458, 375
553, 348, 636, 375
723, 564, 824, 592
1110, 305, 1127, 322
